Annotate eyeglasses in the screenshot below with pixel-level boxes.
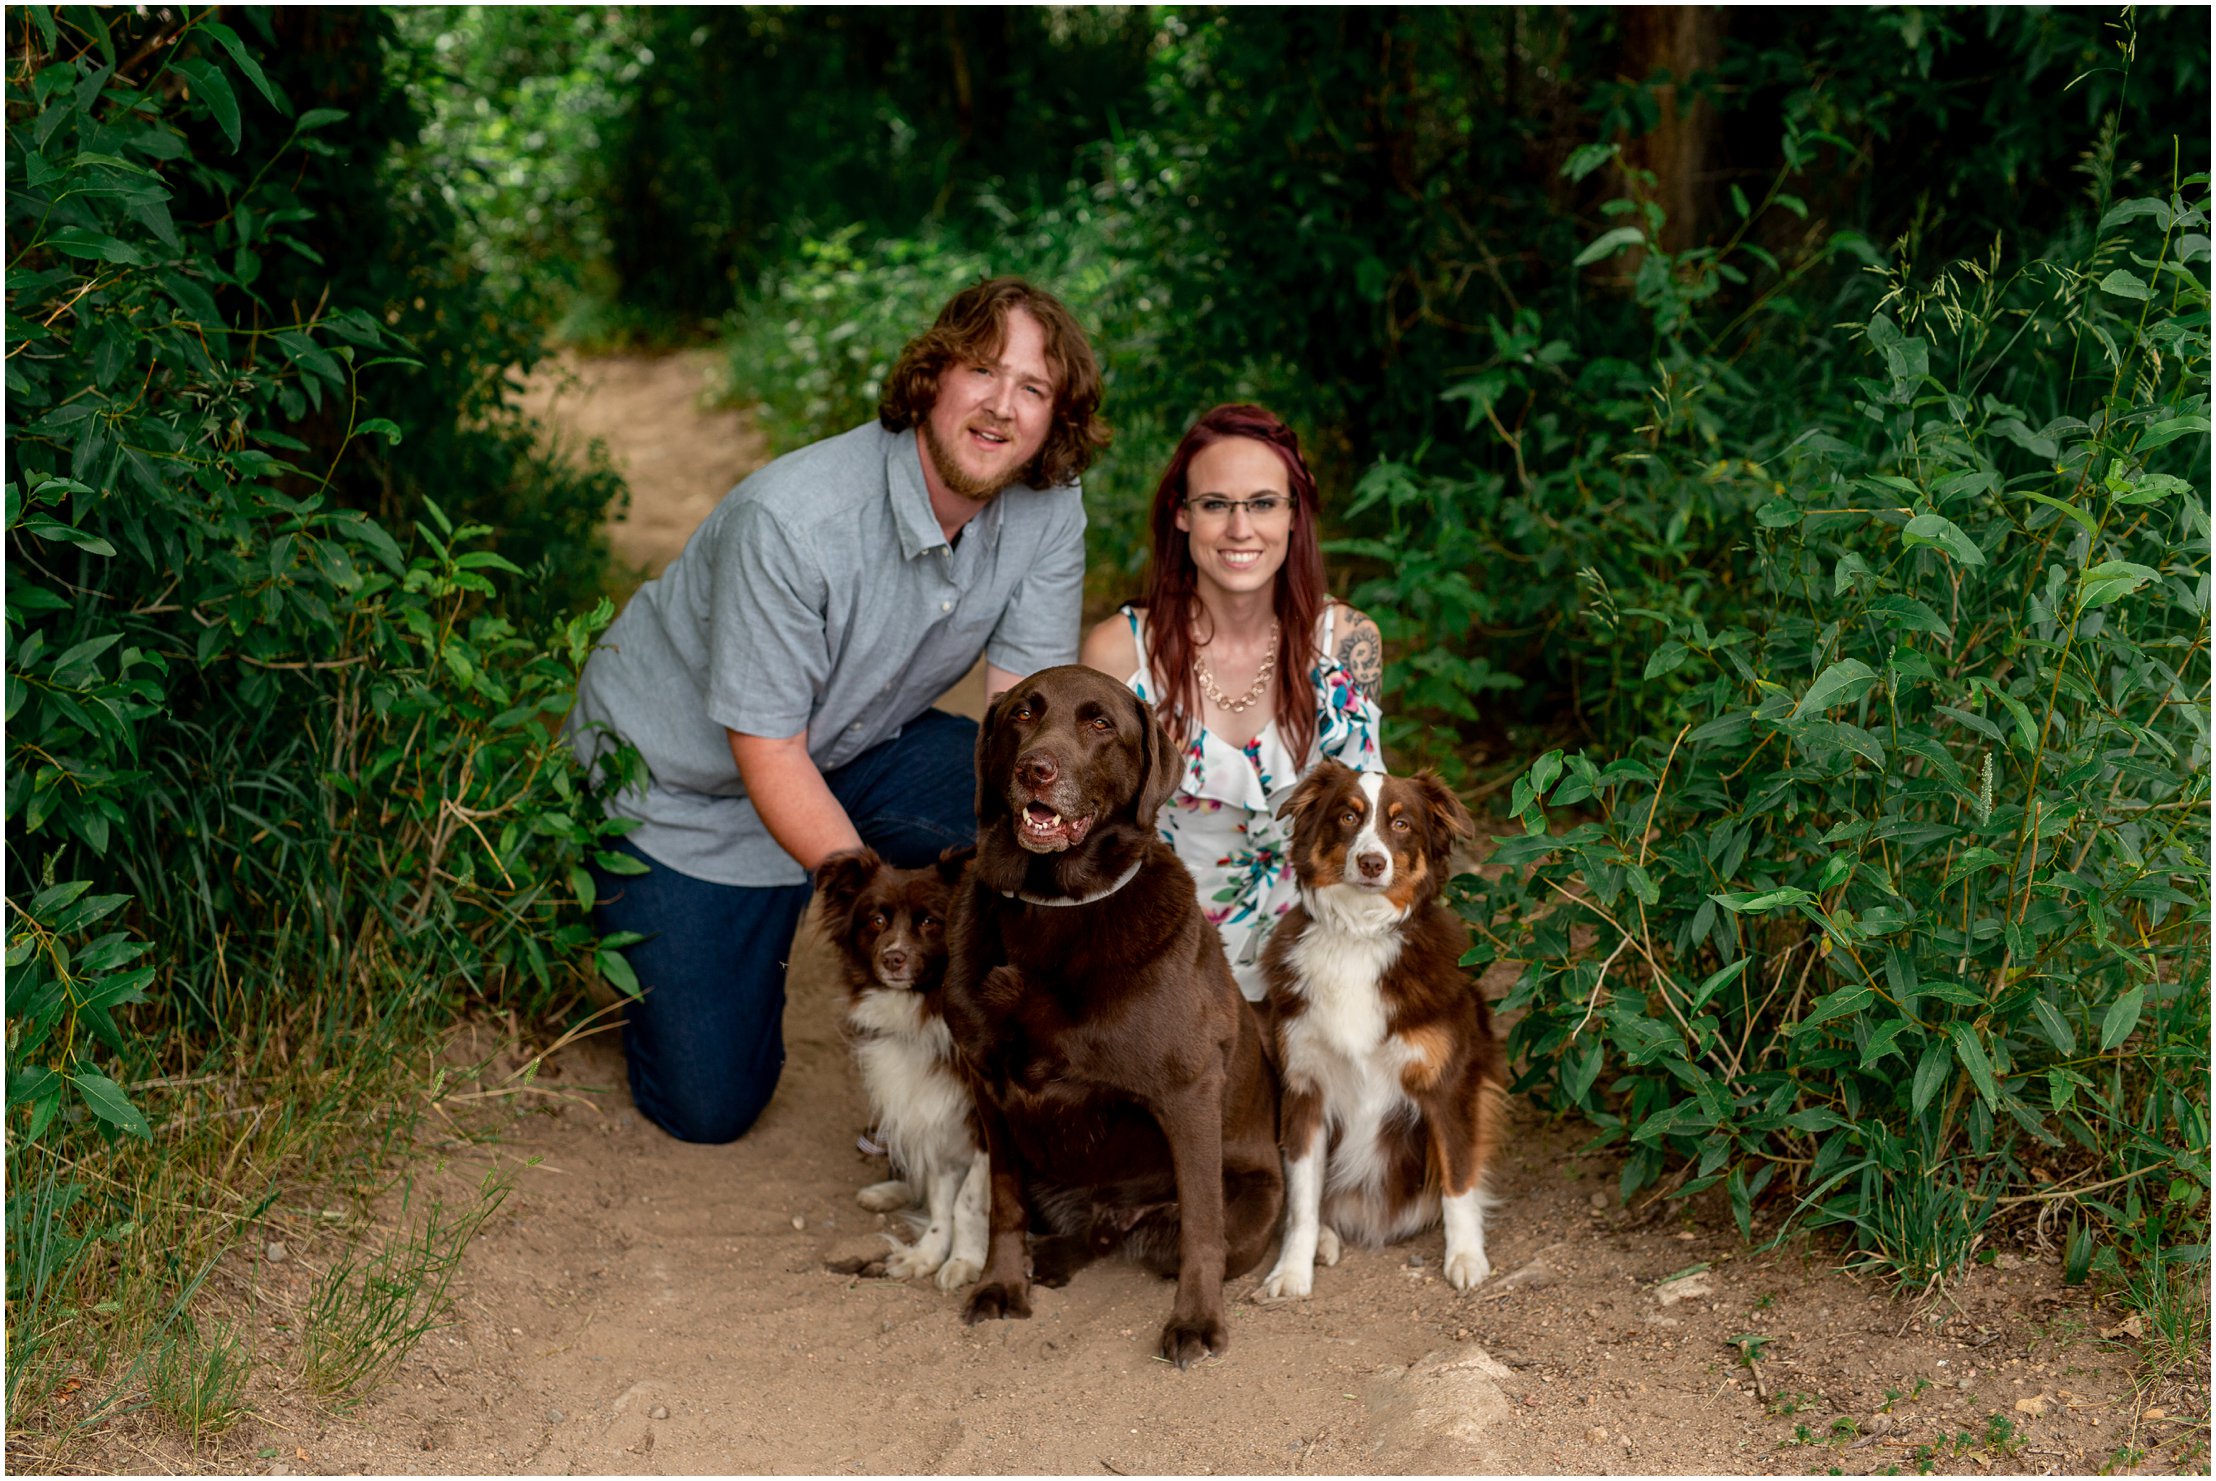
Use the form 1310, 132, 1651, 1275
1184, 495, 1294, 525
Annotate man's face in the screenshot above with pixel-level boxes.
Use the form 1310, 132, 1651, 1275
921, 307, 1057, 502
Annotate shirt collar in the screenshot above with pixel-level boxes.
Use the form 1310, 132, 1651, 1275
886, 425, 1013, 560
887, 427, 948, 560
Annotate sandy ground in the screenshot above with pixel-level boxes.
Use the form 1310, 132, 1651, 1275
59, 354, 2196, 1477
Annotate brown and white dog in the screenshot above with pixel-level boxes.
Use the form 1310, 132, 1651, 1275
1258, 760, 1507, 1298
815, 847, 987, 1291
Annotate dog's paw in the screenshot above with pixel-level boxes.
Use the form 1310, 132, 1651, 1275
884, 1243, 939, 1281
1443, 1249, 1492, 1291
1157, 1313, 1227, 1369
962, 1280, 1032, 1324
856, 1180, 912, 1213
1317, 1226, 1343, 1267
1256, 1263, 1313, 1302
935, 1256, 982, 1292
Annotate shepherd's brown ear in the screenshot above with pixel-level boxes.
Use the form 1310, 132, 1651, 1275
813, 847, 884, 923
1276, 759, 1355, 826
1411, 770, 1476, 849
935, 842, 976, 885
1133, 691, 1181, 826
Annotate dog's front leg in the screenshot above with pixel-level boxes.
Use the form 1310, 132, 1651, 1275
1153, 1074, 1230, 1367
1259, 1086, 1326, 1300
938, 1150, 989, 1291
960, 1094, 1033, 1323
885, 1158, 960, 1281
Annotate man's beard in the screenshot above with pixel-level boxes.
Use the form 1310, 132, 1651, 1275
922, 417, 1027, 503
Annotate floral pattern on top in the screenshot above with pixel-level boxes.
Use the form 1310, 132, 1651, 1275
1120, 603, 1386, 1001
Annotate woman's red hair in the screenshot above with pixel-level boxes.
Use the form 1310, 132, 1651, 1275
1136, 404, 1326, 762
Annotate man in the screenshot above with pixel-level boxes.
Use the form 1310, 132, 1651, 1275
567, 277, 1108, 1143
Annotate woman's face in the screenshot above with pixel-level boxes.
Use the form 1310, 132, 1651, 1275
1175, 436, 1295, 604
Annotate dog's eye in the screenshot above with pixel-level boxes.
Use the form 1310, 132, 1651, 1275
867, 911, 887, 928
1090, 716, 1112, 734
1340, 810, 1360, 826
1013, 703, 1035, 721
916, 913, 935, 928
1391, 816, 1411, 832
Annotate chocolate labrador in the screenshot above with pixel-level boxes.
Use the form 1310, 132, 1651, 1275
943, 664, 1284, 1366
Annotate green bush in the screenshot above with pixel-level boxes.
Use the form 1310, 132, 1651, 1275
4, 5, 639, 1430
1460, 167, 2211, 1286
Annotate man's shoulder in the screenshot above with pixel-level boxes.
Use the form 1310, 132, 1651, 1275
735, 421, 900, 517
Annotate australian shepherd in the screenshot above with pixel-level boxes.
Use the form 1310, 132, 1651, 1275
814, 847, 987, 1291
1257, 761, 1508, 1297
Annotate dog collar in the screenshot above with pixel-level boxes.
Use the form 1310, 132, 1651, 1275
1000, 857, 1144, 908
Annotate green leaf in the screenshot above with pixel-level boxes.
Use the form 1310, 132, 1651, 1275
1947, 1023, 1999, 1110
1911, 1038, 1953, 1116
2138, 416, 2210, 452
171, 58, 241, 152
1574, 226, 1646, 268
1790, 659, 1878, 720
294, 107, 349, 132
1686, 957, 1751, 1014
2097, 269, 2151, 300
2014, 488, 2099, 538
70, 1071, 152, 1138
2075, 560, 2161, 613
199, 21, 287, 113
1942, 848, 2004, 888
1643, 641, 1689, 680
1710, 887, 1814, 915
1798, 983, 1873, 1033
595, 947, 640, 998
1865, 594, 1953, 641
2098, 986, 2145, 1052
355, 417, 403, 445
43, 227, 145, 265
2029, 997, 2076, 1056
1901, 512, 1985, 568
1859, 1018, 1915, 1069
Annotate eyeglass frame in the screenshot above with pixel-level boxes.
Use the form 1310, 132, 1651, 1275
1181, 494, 1296, 524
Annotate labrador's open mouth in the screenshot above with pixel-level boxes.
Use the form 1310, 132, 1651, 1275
1016, 801, 1094, 853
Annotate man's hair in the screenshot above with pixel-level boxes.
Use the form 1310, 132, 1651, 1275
877, 276, 1110, 489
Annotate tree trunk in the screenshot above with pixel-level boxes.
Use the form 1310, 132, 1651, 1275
1617, 6, 1725, 252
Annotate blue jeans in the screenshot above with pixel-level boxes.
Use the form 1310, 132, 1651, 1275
589, 709, 980, 1144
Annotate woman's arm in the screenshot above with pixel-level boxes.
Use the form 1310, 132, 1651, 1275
1332, 604, 1385, 704
1080, 614, 1140, 680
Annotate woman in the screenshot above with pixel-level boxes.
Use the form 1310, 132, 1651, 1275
1081, 403, 1386, 1002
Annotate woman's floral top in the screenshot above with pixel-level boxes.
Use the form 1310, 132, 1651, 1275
1120, 603, 1386, 1001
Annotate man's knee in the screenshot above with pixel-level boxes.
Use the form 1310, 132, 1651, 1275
630, 1054, 782, 1145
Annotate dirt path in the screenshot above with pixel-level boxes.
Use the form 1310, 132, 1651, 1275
89, 354, 2174, 1477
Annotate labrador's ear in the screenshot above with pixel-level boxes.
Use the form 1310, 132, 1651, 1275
812, 846, 884, 928
974, 685, 1024, 823
1133, 693, 1181, 827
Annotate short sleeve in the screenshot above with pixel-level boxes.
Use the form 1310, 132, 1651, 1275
984, 488, 1087, 676
704, 500, 831, 740
1313, 652, 1386, 775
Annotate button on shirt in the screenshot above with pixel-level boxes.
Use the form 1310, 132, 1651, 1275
565, 420, 1086, 886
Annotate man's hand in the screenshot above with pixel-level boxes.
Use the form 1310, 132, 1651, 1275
985, 662, 1023, 703
727, 729, 862, 874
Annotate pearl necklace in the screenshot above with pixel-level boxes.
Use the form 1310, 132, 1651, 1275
1193, 619, 1280, 714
